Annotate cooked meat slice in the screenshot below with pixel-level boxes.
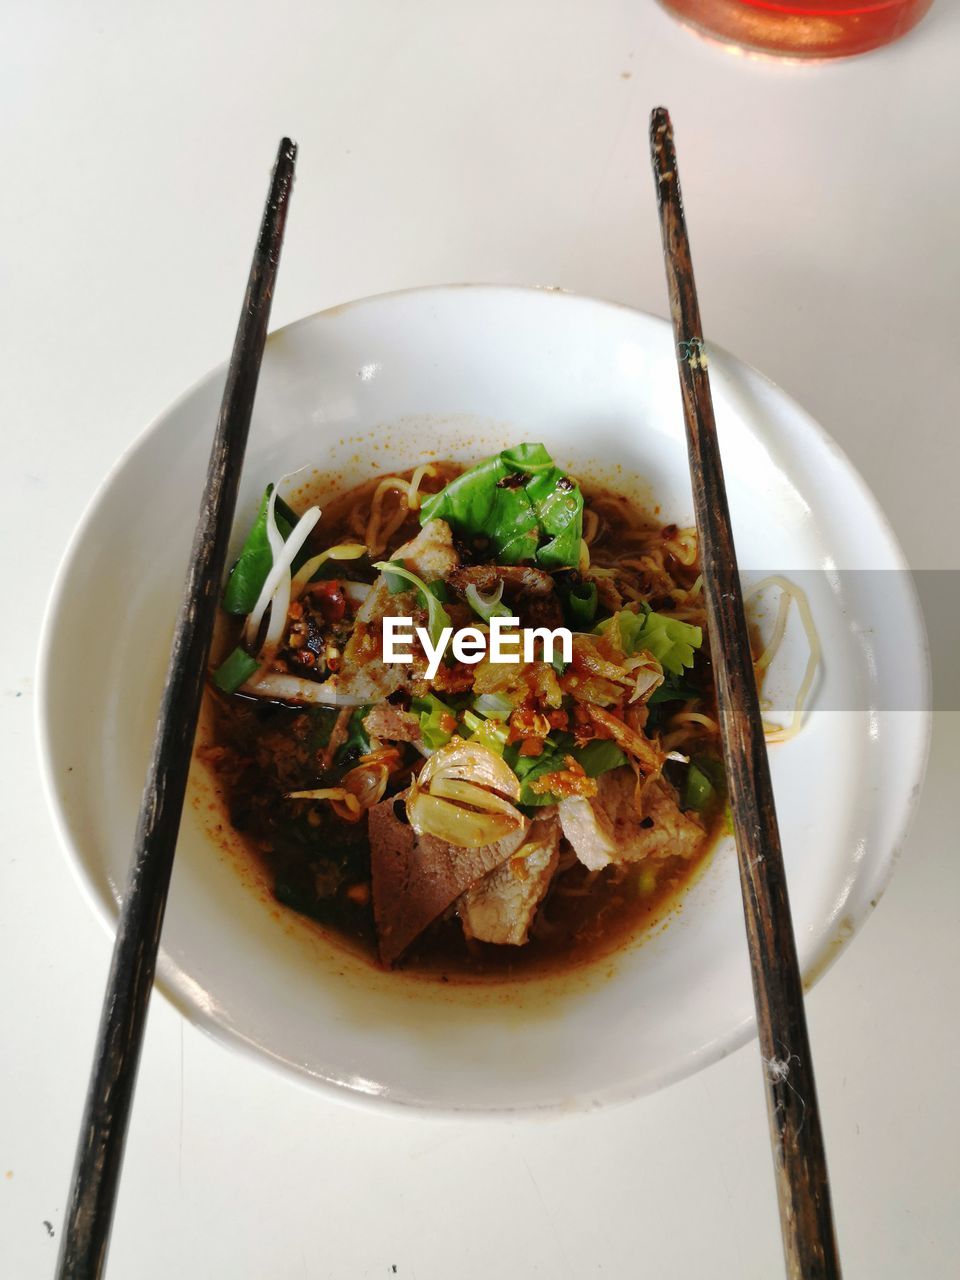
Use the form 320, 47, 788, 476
615, 776, 705, 863
559, 769, 704, 870
448, 563, 554, 598
332, 520, 459, 702
354, 519, 457, 638
458, 814, 560, 945
368, 794, 527, 965
363, 702, 425, 750
557, 794, 617, 870
308, 647, 404, 703
394, 517, 459, 581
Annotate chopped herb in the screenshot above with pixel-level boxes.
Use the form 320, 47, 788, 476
461, 708, 509, 756
472, 691, 514, 720
505, 731, 627, 806
465, 580, 512, 623
563, 580, 598, 629
212, 646, 259, 693
412, 693, 457, 751
596, 607, 703, 677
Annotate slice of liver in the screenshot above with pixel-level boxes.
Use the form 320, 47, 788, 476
368, 796, 527, 965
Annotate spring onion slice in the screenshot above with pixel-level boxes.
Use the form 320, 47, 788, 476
565, 580, 598, 628
465, 580, 512, 623
460, 709, 509, 756
472, 691, 514, 720
212, 646, 260, 694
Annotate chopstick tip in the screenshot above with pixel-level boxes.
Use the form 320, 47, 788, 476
650, 106, 672, 143
649, 108, 676, 184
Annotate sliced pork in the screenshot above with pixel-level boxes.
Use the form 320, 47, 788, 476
363, 702, 426, 751
458, 814, 560, 946
331, 520, 459, 702
448, 563, 554, 598
559, 769, 704, 870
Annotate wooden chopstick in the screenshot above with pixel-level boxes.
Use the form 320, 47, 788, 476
56, 137, 297, 1280
649, 108, 841, 1280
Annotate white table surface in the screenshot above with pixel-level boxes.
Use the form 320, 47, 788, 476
3, 3, 958, 1277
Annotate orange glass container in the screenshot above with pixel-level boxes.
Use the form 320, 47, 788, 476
658, 0, 934, 58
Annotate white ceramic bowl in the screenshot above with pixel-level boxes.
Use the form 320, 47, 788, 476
37, 286, 929, 1113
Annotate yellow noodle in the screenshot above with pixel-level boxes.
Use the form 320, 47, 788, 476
619, 555, 664, 574
664, 529, 699, 566
363, 464, 441, 555
406, 463, 438, 510
348, 503, 367, 537
668, 710, 719, 732
744, 575, 821, 744
365, 479, 408, 556
754, 584, 792, 675
582, 508, 600, 545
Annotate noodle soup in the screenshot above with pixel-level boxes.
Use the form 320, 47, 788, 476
199, 448, 726, 979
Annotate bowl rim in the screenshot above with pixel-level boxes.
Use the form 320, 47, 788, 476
35, 282, 933, 1116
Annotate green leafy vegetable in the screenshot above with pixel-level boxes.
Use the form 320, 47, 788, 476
573, 738, 630, 777
222, 486, 320, 617
336, 706, 372, 762
683, 763, 714, 812
596, 607, 703, 677
412, 694, 457, 751
647, 674, 701, 705
418, 442, 583, 569
373, 560, 452, 649
222, 486, 294, 615
273, 494, 300, 526
212, 646, 260, 693
564, 580, 598, 629
503, 744, 560, 808
306, 706, 340, 752
682, 757, 725, 813
644, 672, 703, 731
505, 731, 628, 807
634, 613, 702, 676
